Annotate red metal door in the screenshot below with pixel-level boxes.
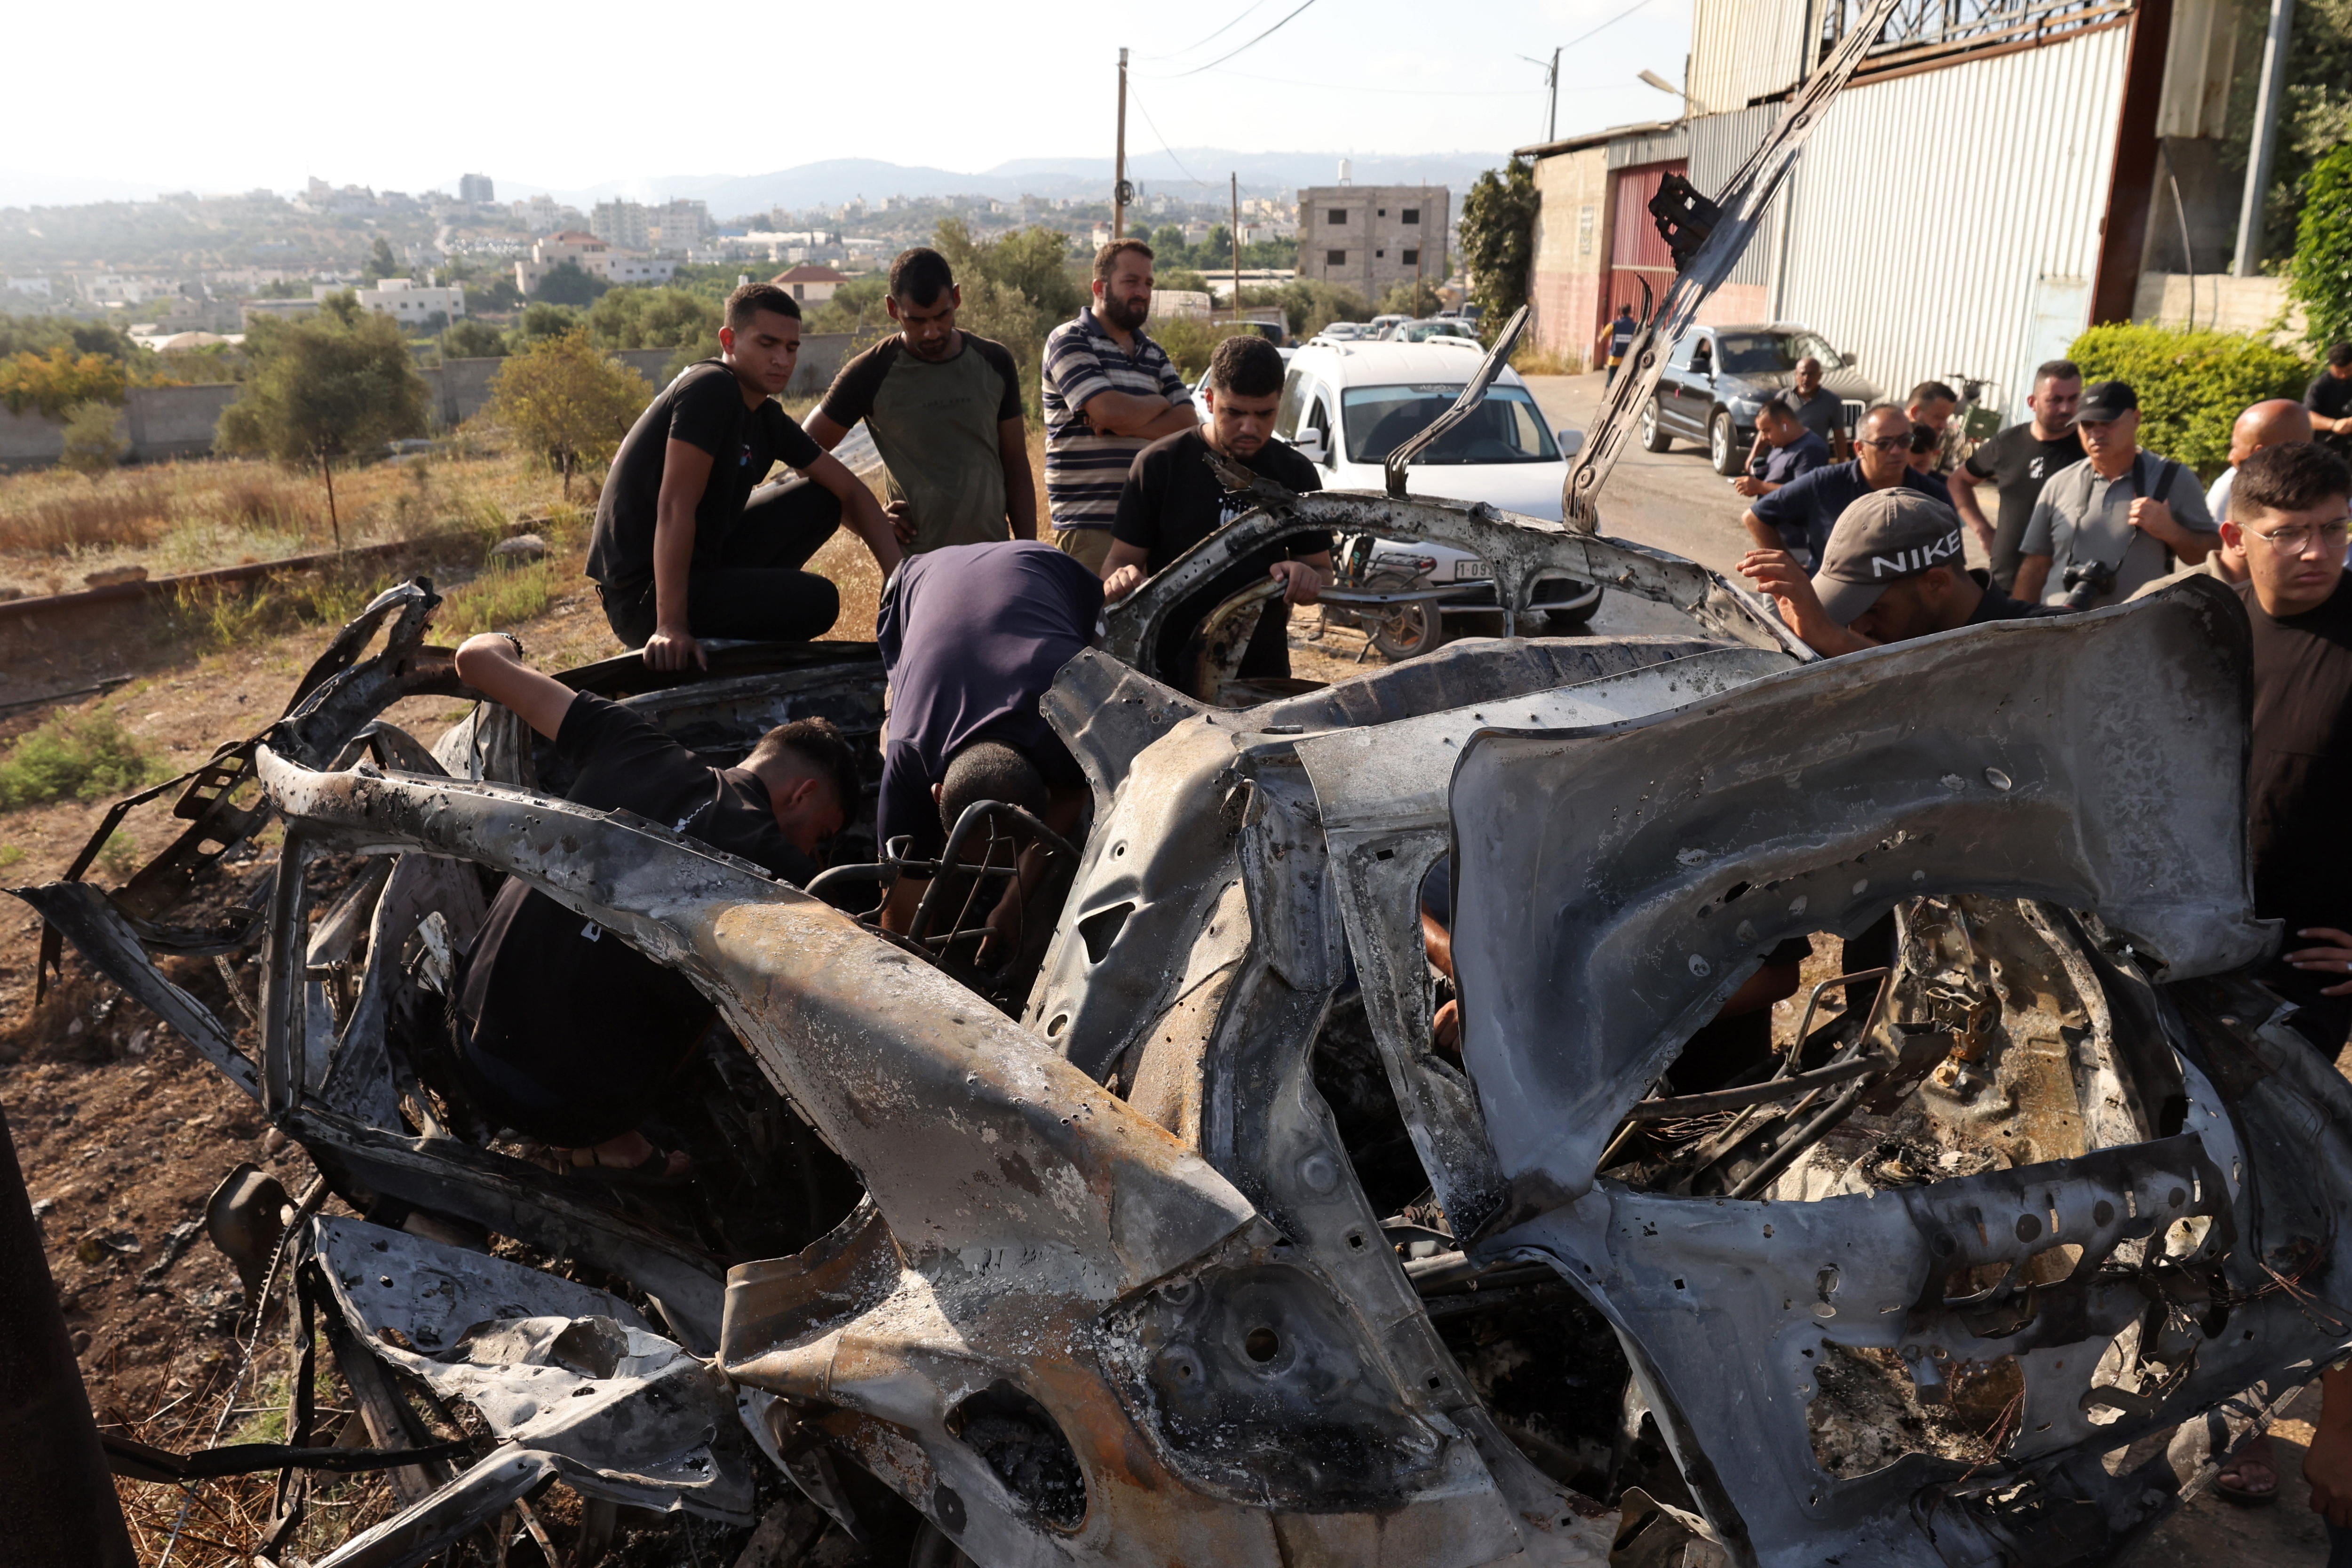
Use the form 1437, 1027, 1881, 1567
1605, 159, 1687, 335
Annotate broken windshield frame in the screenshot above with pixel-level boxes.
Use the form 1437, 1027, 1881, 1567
1343, 383, 1559, 465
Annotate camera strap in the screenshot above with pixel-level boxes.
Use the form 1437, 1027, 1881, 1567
2131, 451, 2184, 572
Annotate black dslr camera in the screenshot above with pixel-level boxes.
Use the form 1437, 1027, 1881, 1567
2059, 557, 2117, 609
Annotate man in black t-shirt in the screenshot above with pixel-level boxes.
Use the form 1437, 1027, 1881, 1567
805, 247, 1036, 553
2305, 342, 2352, 459
1948, 359, 2084, 592
1745, 404, 1950, 567
444, 632, 863, 1177
586, 281, 902, 672
1101, 334, 1331, 689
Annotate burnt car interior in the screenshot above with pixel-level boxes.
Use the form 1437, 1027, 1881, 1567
21, 6, 2352, 1564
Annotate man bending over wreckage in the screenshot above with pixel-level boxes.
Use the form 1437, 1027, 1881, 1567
441, 630, 862, 1180
586, 280, 903, 672
875, 540, 1101, 949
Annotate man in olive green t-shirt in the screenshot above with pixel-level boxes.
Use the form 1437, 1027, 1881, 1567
805, 247, 1037, 554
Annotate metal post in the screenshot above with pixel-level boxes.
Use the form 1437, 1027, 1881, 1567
2233, 0, 2297, 277
1113, 48, 1130, 241
1231, 173, 1244, 324
1548, 47, 1561, 143
0, 1099, 136, 1567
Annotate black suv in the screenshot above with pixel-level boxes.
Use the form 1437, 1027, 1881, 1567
1637, 323, 1880, 474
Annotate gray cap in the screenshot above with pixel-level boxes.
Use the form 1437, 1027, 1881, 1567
1811, 488, 1968, 623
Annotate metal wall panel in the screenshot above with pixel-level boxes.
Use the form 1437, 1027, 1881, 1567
1689, 105, 1787, 290
1690, 0, 1816, 112
1607, 125, 1690, 171
1769, 25, 2130, 421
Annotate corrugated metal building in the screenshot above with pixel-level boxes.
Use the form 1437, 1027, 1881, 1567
1520, 1, 2227, 422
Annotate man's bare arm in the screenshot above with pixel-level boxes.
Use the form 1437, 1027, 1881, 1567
1082, 388, 1190, 438
998, 416, 1037, 540
1740, 507, 1784, 551
803, 409, 851, 450
1948, 467, 1996, 553
2012, 553, 2052, 603
800, 452, 904, 577
1100, 539, 1150, 603
648, 438, 716, 670
452, 635, 576, 740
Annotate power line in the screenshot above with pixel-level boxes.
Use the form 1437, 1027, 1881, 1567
1138, 64, 1543, 97
1166, 0, 1321, 77
1560, 0, 1657, 53
1124, 89, 1213, 187
1144, 0, 1271, 60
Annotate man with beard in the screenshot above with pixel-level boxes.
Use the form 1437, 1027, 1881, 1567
1041, 239, 1196, 571
1949, 359, 2085, 593
805, 246, 1035, 553
1100, 333, 1330, 689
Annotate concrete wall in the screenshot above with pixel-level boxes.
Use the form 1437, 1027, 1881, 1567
2132, 271, 2305, 344
1527, 146, 1611, 364
0, 334, 860, 471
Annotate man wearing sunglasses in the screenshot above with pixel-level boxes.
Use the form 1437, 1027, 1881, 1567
2011, 380, 2218, 609
1741, 403, 1950, 567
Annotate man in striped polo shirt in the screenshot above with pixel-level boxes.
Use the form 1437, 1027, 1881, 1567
1041, 239, 1197, 570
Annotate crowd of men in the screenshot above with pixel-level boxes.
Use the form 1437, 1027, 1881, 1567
475, 243, 2352, 1542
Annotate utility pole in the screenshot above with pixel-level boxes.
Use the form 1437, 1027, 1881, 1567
1547, 47, 1561, 143
1231, 172, 1244, 326
2233, 0, 2297, 276
1113, 48, 1131, 241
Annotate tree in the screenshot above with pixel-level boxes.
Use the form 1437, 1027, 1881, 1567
363, 235, 401, 283
443, 319, 508, 359
0, 346, 127, 416
469, 275, 524, 313
484, 330, 651, 498
215, 298, 430, 544
2293, 143, 2352, 351
1246, 279, 1369, 338
518, 302, 580, 342
583, 287, 719, 351
1377, 279, 1446, 318
57, 400, 126, 476
532, 260, 609, 306
1149, 224, 1190, 265
1460, 157, 1537, 338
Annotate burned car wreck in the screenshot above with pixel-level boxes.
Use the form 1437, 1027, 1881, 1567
22, 5, 2352, 1560
20, 503, 2352, 1568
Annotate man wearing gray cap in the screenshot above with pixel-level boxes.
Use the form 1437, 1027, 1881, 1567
1738, 488, 2062, 657
2012, 379, 2218, 609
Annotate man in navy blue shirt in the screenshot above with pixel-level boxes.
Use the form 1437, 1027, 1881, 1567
874, 540, 1102, 939
1742, 404, 1950, 567
1732, 393, 1833, 500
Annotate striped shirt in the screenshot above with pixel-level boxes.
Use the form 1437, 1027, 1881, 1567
1041, 307, 1191, 532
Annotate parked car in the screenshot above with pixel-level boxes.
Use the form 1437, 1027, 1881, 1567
1394, 318, 1480, 345
1276, 337, 1597, 652
1639, 322, 1880, 475
1315, 320, 1369, 342
1366, 313, 1412, 340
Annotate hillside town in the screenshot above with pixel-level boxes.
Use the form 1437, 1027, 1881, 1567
9, 2, 2352, 1567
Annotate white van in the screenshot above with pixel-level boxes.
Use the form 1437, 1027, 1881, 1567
1274, 339, 1598, 653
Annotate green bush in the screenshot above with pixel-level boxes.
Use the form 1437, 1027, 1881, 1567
0, 710, 163, 812
2065, 323, 2310, 478
2293, 143, 2352, 353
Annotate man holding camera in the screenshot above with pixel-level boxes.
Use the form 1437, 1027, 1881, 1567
2011, 381, 2217, 610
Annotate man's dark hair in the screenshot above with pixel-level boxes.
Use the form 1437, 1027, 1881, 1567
1757, 391, 1797, 421
2329, 342, 2352, 369
1908, 380, 1958, 407
729, 280, 802, 328
1208, 333, 1286, 397
889, 247, 955, 306
1092, 239, 1154, 283
2035, 358, 2082, 388
747, 716, 861, 821
2233, 440, 2352, 517
938, 741, 1048, 836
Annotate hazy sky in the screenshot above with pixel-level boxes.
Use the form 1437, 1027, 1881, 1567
8, 0, 1694, 198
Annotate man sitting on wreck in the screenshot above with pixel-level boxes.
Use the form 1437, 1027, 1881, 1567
585, 280, 903, 673
875, 539, 1101, 949
441, 630, 863, 1179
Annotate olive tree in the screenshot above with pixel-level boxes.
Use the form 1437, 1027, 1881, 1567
484, 329, 650, 498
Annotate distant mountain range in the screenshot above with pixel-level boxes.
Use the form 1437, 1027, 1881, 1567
0, 151, 1510, 220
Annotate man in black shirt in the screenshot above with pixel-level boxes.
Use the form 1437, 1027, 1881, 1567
1949, 359, 2084, 592
1744, 404, 1950, 567
2305, 342, 2352, 459
1738, 487, 2063, 657
586, 281, 902, 672
1101, 334, 1331, 688
445, 631, 863, 1177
